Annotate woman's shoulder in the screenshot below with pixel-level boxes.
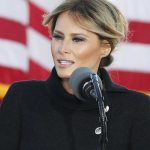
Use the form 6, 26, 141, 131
9, 79, 46, 92
126, 89, 150, 108
1, 80, 48, 109
109, 82, 150, 110
109, 84, 150, 125
111, 82, 150, 101
123, 87, 150, 103
118, 86, 150, 114
3, 80, 47, 103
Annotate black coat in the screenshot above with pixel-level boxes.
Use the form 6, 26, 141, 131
0, 68, 150, 150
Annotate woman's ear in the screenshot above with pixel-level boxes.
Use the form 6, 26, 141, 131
100, 40, 111, 58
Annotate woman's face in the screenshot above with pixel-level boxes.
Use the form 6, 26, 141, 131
51, 12, 110, 80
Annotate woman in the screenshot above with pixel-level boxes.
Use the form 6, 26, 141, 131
0, 0, 150, 150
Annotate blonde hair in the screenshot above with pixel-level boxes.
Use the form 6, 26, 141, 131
43, 0, 128, 67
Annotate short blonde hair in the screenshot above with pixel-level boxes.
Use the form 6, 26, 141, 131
43, 0, 128, 67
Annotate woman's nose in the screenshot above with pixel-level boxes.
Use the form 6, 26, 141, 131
58, 40, 71, 54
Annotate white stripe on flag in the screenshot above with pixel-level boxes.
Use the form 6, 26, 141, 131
0, 0, 29, 25
109, 42, 150, 73
0, 39, 29, 71
27, 28, 54, 70
29, 0, 64, 12
111, 0, 150, 22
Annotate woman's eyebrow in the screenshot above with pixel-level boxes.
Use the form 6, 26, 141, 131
53, 30, 63, 34
54, 30, 88, 37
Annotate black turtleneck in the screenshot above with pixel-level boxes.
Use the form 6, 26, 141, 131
0, 67, 150, 150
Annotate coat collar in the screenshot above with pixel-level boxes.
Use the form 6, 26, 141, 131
45, 67, 128, 110
98, 68, 128, 92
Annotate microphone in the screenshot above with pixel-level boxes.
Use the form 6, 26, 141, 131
69, 67, 103, 101
69, 67, 108, 150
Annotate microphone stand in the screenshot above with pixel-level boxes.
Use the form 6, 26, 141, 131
90, 73, 108, 150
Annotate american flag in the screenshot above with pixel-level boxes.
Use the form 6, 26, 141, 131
0, 0, 150, 103
109, 0, 150, 96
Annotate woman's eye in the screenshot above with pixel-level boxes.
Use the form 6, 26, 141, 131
73, 37, 85, 43
53, 34, 63, 40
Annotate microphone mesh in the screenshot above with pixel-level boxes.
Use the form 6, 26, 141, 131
69, 67, 95, 101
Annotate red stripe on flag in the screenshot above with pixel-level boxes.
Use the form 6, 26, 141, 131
28, 60, 50, 80
109, 70, 150, 91
0, 62, 50, 84
128, 21, 150, 44
29, 2, 49, 38
0, 18, 27, 45
0, 66, 27, 84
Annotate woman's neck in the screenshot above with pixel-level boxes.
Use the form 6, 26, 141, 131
61, 78, 74, 94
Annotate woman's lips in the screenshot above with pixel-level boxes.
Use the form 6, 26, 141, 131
57, 59, 75, 67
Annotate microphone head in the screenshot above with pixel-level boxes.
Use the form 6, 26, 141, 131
69, 67, 96, 101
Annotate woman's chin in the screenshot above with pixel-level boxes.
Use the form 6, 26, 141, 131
56, 70, 71, 79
